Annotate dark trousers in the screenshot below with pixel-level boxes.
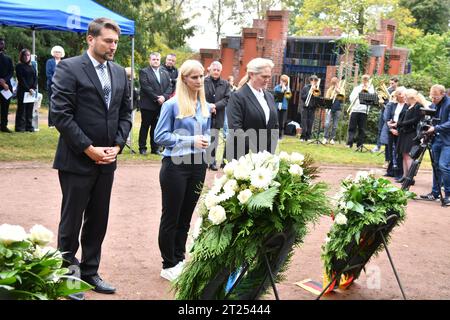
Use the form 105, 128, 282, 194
0, 95, 10, 129
347, 112, 367, 147
15, 91, 34, 131
57, 170, 114, 277
159, 156, 207, 269
386, 133, 403, 178
278, 109, 287, 138
301, 106, 315, 140
139, 109, 160, 152
207, 128, 221, 165
47, 84, 54, 127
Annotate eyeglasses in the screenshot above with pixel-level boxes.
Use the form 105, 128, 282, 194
429, 95, 442, 100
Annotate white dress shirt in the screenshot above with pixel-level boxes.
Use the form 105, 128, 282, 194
393, 102, 405, 122
247, 83, 270, 125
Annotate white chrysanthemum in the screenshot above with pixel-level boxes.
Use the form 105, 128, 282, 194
334, 213, 348, 225
211, 175, 228, 195
223, 159, 238, 177
0, 224, 28, 245
223, 179, 238, 194
250, 167, 273, 189
192, 217, 203, 239
355, 171, 370, 182
290, 152, 305, 164
237, 189, 253, 204
288, 164, 304, 176
208, 205, 227, 225
29, 224, 54, 246
205, 192, 219, 209
279, 151, 290, 161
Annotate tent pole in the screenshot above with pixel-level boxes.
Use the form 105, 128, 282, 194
131, 36, 135, 109
32, 28, 36, 56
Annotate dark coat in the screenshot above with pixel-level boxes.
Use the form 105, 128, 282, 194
51, 52, 132, 175
434, 95, 450, 146
15, 63, 37, 93
226, 83, 279, 159
0, 52, 14, 90
139, 66, 172, 112
46, 58, 57, 88
204, 76, 231, 129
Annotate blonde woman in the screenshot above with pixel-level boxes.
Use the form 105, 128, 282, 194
395, 89, 426, 183
226, 57, 278, 160
154, 60, 211, 281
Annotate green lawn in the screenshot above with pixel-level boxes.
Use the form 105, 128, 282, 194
0, 108, 431, 168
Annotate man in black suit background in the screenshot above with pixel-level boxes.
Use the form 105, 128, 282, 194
51, 18, 132, 299
0, 38, 14, 133
161, 53, 178, 95
204, 61, 230, 170
138, 52, 172, 155
226, 57, 279, 160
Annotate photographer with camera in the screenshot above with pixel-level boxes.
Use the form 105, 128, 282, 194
420, 85, 450, 205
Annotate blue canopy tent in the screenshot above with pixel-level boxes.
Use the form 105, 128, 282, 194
0, 0, 136, 106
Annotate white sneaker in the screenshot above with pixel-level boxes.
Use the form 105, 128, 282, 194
322, 138, 328, 144
329, 139, 335, 145
371, 146, 380, 153
160, 264, 183, 282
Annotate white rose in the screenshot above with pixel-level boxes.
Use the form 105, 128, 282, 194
334, 213, 348, 225
33, 245, 59, 259
237, 189, 253, 204
234, 164, 252, 180
223, 179, 238, 194
0, 224, 28, 245
205, 192, 219, 209
29, 224, 54, 246
223, 159, 238, 177
279, 151, 290, 161
290, 152, 305, 164
355, 171, 370, 182
208, 205, 227, 225
192, 217, 203, 239
250, 167, 273, 189
288, 164, 304, 176
212, 175, 228, 193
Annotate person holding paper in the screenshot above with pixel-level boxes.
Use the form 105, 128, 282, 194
0, 38, 14, 133
15, 48, 37, 132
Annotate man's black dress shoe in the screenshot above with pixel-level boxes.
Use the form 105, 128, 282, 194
0, 127, 12, 133
81, 275, 116, 294
139, 149, 147, 155
67, 292, 85, 300
209, 164, 218, 171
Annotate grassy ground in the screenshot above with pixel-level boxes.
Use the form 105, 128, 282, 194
0, 107, 431, 168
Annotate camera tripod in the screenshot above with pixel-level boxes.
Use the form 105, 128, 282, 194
401, 135, 445, 207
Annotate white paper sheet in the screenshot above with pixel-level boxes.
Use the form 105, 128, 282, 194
1, 89, 13, 100
23, 92, 37, 103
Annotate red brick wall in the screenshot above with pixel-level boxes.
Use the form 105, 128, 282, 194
239, 28, 264, 81
199, 49, 221, 73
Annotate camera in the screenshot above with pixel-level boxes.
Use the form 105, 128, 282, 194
413, 108, 439, 144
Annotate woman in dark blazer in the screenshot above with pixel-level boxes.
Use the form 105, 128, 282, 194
226, 58, 278, 160
45, 45, 65, 127
15, 48, 37, 132
395, 89, 426, 183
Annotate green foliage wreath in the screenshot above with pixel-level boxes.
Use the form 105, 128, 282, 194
321, 172, 414, 288
174, 151, 330, 300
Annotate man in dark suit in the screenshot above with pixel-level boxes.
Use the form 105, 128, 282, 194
161, 53, 178, 95
138, 52, 172, 155
51, 18, 132, 299
204, 61, 230, 170
226, 58, 278, 160
0, 38, 14, 133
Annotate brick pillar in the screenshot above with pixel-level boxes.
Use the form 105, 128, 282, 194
199, 49, 221, 72
239, 27, 264, 82
262, 10, 289, 86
